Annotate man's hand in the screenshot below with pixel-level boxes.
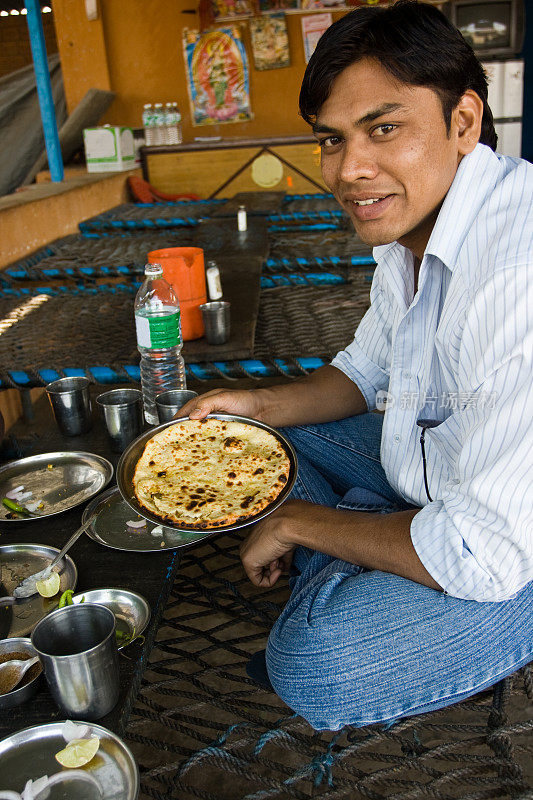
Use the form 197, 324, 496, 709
178, 388, 266, 422
176, 366, 368, 429
240, 500, 309, 586
240, 500, 443, 593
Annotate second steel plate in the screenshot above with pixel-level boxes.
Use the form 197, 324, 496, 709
0, 451, 113, 523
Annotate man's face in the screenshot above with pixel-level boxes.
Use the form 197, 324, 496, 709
314, 58, 464, 258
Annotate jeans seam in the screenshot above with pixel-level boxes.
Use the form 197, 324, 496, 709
337, 502, 396, 512
291, 426, 382, 463
293, 471, 318, 503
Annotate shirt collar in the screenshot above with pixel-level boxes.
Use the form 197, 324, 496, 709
373, 144, 502, 273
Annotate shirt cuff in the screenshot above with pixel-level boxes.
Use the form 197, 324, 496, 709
410, 502, 514, 602
331, 341, 390, 412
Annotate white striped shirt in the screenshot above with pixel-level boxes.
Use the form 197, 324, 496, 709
331, 144, 533, 602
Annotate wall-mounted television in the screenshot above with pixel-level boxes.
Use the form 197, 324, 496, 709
448, 0, 525, 58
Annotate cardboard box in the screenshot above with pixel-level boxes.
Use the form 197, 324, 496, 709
83, 126, 135, 173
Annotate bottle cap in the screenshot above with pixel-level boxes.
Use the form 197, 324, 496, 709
145, 262, 163, 276
143, 103, 152, 109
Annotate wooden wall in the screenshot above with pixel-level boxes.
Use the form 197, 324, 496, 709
52, 0, 349, 142
0, 11, 57, 79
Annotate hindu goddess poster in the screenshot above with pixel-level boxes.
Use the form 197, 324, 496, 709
183, 27, 252, 126
250, 14, 290, 70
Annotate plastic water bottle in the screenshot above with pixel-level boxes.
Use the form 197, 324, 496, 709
164, 103, 178, 145
134, 263, 186, 424
173, 103, 183, 144
164, 103, 173, 145
153, 103, 165, 146
142, 103, 155, 147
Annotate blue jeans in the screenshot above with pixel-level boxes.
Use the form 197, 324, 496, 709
265, 414, 533, 731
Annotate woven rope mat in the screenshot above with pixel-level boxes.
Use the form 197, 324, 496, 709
254, 274, 372, 361
125, 531, 532, 800
269, 230, 375, 262
81, 201, 223, 226
0, 275, 372, 374
282, 195, 341, 214
15, 231, 197, 276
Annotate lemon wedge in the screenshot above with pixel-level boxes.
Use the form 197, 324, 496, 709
35, 571, 61, 598
55, 735, 100, 768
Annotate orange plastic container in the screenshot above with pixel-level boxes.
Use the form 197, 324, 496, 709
148, 247, 207, 341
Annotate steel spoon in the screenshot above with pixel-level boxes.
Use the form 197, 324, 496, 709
0, 655, 40, 694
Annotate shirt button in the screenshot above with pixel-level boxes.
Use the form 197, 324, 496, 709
402, 371, 412, 380
393, 434, 402, 443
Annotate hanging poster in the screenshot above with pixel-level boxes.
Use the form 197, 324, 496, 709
250, 14, 290, 70
211, 0, 255, 19
183, 27, 252, 126
258, 0, 298, 11
301, 13, 332, 63
300, 0, 345, 7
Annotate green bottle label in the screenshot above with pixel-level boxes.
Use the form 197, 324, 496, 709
136, 312, 181, 348
149, 312, 181, 348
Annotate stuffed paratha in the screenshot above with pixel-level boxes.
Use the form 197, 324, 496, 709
133, 418, 291, 528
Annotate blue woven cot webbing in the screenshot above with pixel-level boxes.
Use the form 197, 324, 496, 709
133, 199, 226, 207
5, 265, 139, 280
0, 358, 326, 388
0, 284, 141, 299
0, 273, 347, 296
268, 223, 343, 233
283, 193, 335, 202
261, 273, 346, 287
265, 255, 375, 268
79, 218, 199, 233
267, 210, 344, 221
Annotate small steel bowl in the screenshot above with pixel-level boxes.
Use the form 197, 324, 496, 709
71, 588, 150, 649
0, 637, 43, 709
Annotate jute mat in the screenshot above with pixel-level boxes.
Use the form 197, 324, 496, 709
0, 272, 372, 379
125, 531, 532, 800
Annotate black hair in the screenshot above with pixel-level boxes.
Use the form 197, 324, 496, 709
299, 0, 497, 151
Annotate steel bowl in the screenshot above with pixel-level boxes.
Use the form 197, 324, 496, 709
116, 414, 298, 536
71, 589, 150, 649
0, 637, 43, 710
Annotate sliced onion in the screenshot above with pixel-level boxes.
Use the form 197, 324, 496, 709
126, 519, 147, 528
62, 720, 91, 742
22, 775, 49, 800
5, 485, 24, 499
151, 526, 163, 536
16, 491, 33, 502
16, 772, 101, 800
25, 501, 40, 513
40, 771, 101, 797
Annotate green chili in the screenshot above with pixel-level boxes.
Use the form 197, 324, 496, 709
58, 589, 74, 608
2, 498, 30, 516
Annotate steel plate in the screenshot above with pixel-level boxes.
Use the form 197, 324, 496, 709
0, 452, 113, 523
71, 588, 150, 648
116, 414, 298, 540
81, 486, 205, 551
0, 544, 77, 638
0, 721, 139, 799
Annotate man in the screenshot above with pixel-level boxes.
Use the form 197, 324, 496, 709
180, 1, 533, 730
